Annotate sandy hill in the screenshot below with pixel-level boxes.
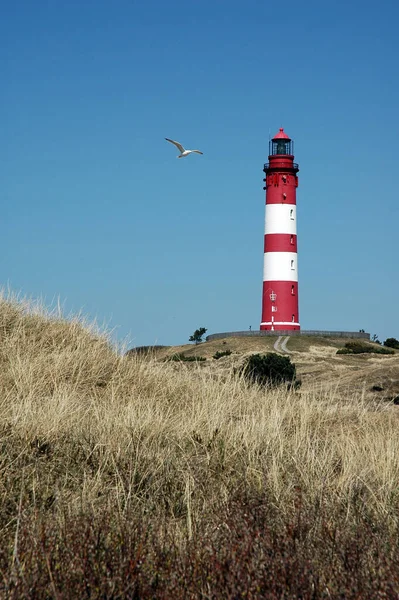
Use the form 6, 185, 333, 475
2, 294, 399, 594
132, 335, 399, 402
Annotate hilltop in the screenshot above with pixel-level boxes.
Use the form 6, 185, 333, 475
131, 334, 399, 403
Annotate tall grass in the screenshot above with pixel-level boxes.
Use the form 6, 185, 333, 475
0, 293, 399, 597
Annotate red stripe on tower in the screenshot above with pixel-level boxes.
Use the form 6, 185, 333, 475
260, 128, 300, 331
264, 233, 297, 253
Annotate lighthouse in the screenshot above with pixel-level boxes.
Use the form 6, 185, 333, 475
260, 128, 300, 331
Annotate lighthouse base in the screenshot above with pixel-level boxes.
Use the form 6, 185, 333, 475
260, 323, 300, 331
260, 322, 300, 331
261, 280, 300, 330
206, 330, 370, 341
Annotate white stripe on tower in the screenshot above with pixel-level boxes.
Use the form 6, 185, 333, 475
264, 205, 297, 234
263, 253, 298, 282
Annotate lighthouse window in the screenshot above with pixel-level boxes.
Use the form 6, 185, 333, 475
290, 209, 294, 220
291, 260, 294, 269
291, 285, 295, 295
272, 139, 292, 155
292, 314, 295, 322
290, 235, 294, 244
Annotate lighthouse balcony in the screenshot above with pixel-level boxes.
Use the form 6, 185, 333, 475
264, 161, 299, 173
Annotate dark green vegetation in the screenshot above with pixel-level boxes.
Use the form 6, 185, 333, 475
189, 327, 207, 344
125, 345, 170, 356
384, 337, 399, 349
213, 349, 232, 359
167, 352, 206, 362
241, 353, 299, 388
337, 341, 394, 355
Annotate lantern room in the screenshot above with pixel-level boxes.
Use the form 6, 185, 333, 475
269, 128, 293, 156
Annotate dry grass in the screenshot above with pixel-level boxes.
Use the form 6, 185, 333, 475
1, 293, 399, 596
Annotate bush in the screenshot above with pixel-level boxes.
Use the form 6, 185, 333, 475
240, 353, 298, 389
345, 342, 372, 354
189, 327, 207, 344
337, 342, 394, 355
370, 385, 384, 392
384, 338, 399, 350
375, 347, 394, 354
213, 350, 232, 360
125, 345, 169, 356
167, 353, 206, 362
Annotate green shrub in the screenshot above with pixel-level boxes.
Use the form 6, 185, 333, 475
337, 342, 394, 355
346, 342, 372, 354
374, 347, 394, 354
240, 353, 299, 389
167, 353, 206, 362
125, 345, 169, 356
384, 338, 399, 350
189, 327, 207, 344
213, 350, 232, 360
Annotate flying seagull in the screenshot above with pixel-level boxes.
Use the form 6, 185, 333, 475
165, 138, 203, 158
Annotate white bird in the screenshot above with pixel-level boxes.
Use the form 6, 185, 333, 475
165, 138, 203, 158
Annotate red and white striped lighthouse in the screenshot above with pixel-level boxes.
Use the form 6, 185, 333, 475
260, 128, 300, 331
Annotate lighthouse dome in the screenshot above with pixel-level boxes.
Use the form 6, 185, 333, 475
272, 127, 291, 140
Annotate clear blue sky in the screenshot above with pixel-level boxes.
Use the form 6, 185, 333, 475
2, 0, 399, 347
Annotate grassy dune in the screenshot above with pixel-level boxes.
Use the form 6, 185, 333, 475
1, 295, 399, 598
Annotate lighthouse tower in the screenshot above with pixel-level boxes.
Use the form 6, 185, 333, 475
260, 128, 300, 331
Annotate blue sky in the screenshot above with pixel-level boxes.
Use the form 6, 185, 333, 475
2, 0, 399, 347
